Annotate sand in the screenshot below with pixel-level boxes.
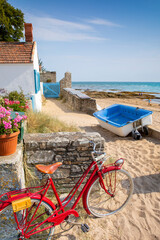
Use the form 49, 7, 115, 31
42, 97, 160, 240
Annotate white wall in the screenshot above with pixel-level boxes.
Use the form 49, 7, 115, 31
0, 43, 42, 112
0, 63, 35, 95
31, 91, 42, 112
33, 42, 39, 72
32, 42, 42, 112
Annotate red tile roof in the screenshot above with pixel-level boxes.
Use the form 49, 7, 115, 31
0, 42, 36, 64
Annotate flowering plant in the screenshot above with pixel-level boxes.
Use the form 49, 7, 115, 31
3, 98, 29, 112
0, 106, 27, 135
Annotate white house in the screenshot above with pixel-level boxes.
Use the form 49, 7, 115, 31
0, 23, 41, 112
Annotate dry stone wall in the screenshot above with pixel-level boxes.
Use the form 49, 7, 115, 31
60, 72, 72, 96
24, 132, 104, 193
40, 72, 56, 83
63, 89, 97, 114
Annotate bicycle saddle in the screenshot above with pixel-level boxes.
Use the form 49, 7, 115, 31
36, 162, 62, 174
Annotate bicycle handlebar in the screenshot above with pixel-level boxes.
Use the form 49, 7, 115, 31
89, 141, 106, 162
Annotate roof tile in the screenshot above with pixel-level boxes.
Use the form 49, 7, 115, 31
0, 42, 35, 63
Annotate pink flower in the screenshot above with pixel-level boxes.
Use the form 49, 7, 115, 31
25, 104, 29, 109
3, 120, 12, 129
14, 123, 18, 127
4, 98, 9, 105
0, 113, 5, 118
22, 115, 27, 120
14, 115, 23, 123
0, 106, 6, 113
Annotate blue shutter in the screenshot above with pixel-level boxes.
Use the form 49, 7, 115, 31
34, 70, 40, 94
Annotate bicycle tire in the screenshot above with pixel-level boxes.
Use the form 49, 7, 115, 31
86, 169, 134, 217
0, 198, 55, 240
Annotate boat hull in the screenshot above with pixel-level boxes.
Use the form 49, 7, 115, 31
93, 104, 152, 137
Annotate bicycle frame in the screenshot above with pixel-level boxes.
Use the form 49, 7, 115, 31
0, 158, 123, 238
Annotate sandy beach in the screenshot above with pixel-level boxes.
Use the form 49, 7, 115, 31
42, 97, 160, 240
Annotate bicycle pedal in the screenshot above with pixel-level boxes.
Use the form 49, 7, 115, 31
81, 224, 89, 233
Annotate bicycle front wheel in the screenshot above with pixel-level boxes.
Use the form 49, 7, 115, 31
0, 198, 55, 240
86, 169, 134, 217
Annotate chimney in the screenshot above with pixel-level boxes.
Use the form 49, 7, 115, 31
24, 23, 33, 42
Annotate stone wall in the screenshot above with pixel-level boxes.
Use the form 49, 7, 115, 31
148, 126, 160, 140
63, 88, 97, 114
40, 71, 56, 83
60, 72, 72, 96
24, 132, 104, 193
0, 144, 25, 196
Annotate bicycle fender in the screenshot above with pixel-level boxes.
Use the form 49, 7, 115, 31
31, 194, 56, 210
82, 166, 121, 215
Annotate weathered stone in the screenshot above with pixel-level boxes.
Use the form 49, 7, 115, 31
25, 141, 39, 151
70, 173, 83, 178
40, 71, 56, 83
60, 164, 71, 169
54, 148, 66, 152
39, 142, 46, 149
57, 178, 72, 184
71, 165, 82, 173
27, 151, 55, 164
67, 148, 77, 152
71, 161, 92, 165
63, 161, 72, 165
76, 157, 90, 161
24, 132, 104, 192
77, 147, 89, 151
80, 152, 91, 157
0, 144, 25, 195
54, 154, 63, 162
62, 88, 97, 114
53, 168, 70, 179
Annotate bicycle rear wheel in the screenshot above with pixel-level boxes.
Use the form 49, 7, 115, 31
86, 169, 134, 217
0, 198, 55, 240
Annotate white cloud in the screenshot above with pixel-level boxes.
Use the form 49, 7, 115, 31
25, 14, 107, 42
88, 18, 123, 27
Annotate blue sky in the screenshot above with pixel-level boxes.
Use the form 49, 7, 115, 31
8, 0, 160, 82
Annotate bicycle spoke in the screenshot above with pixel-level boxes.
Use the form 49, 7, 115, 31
0, 199, 55, 240
86, 169, 134, 217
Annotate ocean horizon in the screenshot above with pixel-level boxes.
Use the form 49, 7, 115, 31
72, 81, 160, 94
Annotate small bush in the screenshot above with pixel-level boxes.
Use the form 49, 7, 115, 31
46, 79, 52, 83
27, 111, 79, 133
3, 89, 29, 112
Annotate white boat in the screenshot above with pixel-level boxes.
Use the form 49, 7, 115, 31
93, 104, 152, 139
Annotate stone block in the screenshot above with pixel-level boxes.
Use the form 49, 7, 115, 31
52, 168, 70, 179
0, 144, 25, 195
71, 165, 81, 173
27, 150, 55, 164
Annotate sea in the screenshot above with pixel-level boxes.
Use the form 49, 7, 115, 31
72, 81, 160, 103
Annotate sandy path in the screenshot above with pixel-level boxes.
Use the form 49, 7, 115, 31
42, 98, 160, 240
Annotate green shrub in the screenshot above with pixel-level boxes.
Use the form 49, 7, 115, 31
8, 89, 26, 105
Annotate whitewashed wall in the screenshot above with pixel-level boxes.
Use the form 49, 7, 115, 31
0, 63, 34, 95
32, 42, 42, 112
0, 42, 42, 112
33, 42, 39, 71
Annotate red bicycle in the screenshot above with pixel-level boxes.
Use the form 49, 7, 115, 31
0, 142, 134, 239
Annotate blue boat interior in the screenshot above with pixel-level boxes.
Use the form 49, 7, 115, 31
93, 104, 152, 127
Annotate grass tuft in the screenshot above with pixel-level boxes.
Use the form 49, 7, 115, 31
26, 110, 79, 133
